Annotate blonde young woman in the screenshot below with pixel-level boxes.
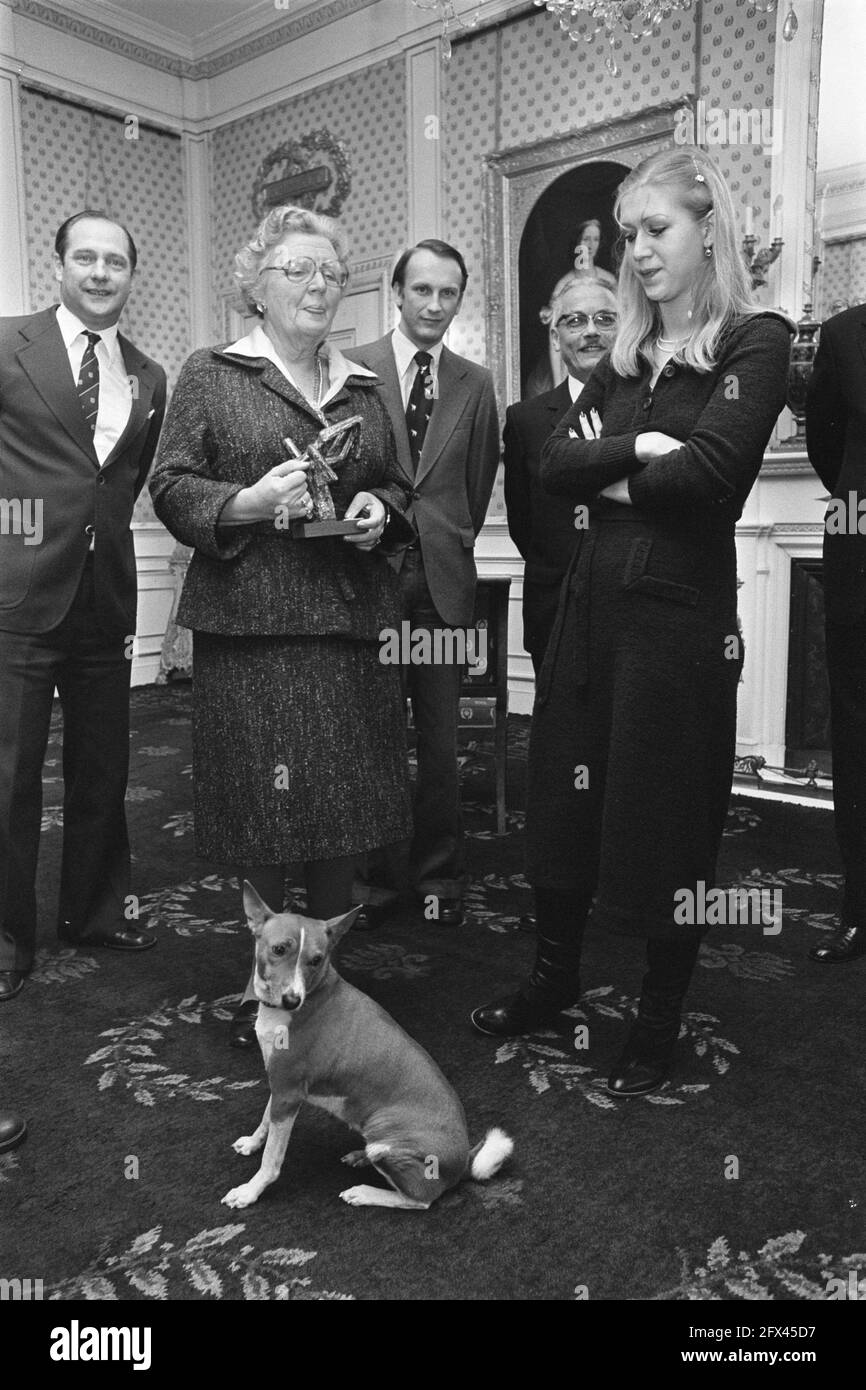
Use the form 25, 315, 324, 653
473, 149, 793, 1095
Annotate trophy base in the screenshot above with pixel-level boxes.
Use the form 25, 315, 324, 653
290, 518, 365, 539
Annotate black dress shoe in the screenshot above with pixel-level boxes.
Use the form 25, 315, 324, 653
471, 988, 576, 1037
437, 898, 464, 927
352, 900, 398, 932
59, 926, 156, 952
809, 920, 866, 963
0, 1111, 27, 1153
229, 1000, 259, 1049
607, 1021, 681, 1097
0, 971, 25, 1001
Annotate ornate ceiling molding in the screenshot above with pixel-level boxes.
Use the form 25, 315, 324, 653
9, 0, 380, 79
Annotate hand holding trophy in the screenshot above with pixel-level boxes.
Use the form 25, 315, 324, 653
285, 415, 367, 538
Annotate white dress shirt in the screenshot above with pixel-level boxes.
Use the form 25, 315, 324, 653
392, 325, 444, 409
567, 374, 584, 403
56, 303, 133, 466
224, 323, 377, 408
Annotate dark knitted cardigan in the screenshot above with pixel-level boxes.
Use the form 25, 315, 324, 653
540, 313, 794, 524
149, 347, 413, 639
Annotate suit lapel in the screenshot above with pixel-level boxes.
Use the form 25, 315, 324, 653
364, 339, 414, 482
414, 346, 470, 484
100, 336, 158, 469
16, 310, 99, 467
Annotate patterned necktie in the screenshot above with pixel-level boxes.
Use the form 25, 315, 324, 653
77, 330, 101, 433
405, 350, 434, 471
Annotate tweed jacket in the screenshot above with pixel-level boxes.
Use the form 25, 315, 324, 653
541, 313, 794, 528
149, 346, 412, 639
345, 335, 500, 627
805, 303, 866, 624
0, 306, 166, 634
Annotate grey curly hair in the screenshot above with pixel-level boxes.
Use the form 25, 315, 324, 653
233, 204, 350, 316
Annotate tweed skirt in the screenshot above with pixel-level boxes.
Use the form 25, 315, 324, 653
191, 632, 412, 864
525, 511, 744, 939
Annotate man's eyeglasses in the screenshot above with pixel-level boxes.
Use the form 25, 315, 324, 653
555, 311, 618, 331
262, 258, 348, 289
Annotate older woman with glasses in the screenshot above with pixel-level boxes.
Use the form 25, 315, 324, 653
150, 204, 414, 1046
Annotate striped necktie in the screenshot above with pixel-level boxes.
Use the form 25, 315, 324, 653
77, 330, 101, 433
405, 350, 434, 471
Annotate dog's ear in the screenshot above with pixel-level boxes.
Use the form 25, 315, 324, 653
242, 880, 274, 935
323, 905, 363, 946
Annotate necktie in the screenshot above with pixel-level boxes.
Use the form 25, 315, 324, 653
77, 330, 101, 433
405, 350, 434, 471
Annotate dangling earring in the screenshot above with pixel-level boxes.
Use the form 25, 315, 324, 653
704, 245, 713, 259
255, 302, 265, 314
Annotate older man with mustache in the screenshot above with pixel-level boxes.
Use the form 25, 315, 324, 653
505, 278, 619, 674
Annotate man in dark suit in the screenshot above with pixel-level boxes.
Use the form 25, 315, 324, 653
347, 239, 500, 927
504, 278, 619, 675
0, 210, 167, 1001
805, 302, 866, 963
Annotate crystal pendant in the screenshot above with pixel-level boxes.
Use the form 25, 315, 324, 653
782, 7, 798, 40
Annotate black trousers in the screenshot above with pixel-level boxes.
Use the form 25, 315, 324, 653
0, 558, 132, 971
825, 614, 866, 925
357, 548, 466, 900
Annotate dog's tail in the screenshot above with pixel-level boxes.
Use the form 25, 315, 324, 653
468, 1127, 514, 1182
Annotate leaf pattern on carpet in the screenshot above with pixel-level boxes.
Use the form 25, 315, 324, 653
698, 943, 795, 981
84, 994, 262, 1106
28, 946, 100, 984
339, 942, 432, 979
493, 987, 735, 1106
655, 1232, 866, 1300
44, 1225, 354, 1301
0, 1153, 20, 1184
137, 874, 241, 936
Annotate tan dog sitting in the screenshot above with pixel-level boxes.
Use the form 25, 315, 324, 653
221, 884, 513, 1211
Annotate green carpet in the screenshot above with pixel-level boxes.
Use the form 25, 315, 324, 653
1, 684, 864, 1302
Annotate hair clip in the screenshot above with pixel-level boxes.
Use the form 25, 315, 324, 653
691, 155, 706, 183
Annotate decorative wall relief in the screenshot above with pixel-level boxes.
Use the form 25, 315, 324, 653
251, 129, 352, 222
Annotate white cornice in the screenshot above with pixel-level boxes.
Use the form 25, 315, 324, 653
9, 0, 382, 77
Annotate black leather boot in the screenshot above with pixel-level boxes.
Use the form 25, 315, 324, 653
607, 935, 700, 1096
471, 888, 587, 1037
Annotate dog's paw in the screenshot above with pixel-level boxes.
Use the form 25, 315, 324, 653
233, 1134, 263, 1156
339, 1185, 369, 1205
340, 1149, 369, 1168
221, 1183, 259, 1208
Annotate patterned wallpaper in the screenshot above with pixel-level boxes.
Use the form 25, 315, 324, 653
19, 89, 190, 387
18, 88, 190, 522
820, 238, 866, 314
210, 56, 406, 336
444, 0, 777, 365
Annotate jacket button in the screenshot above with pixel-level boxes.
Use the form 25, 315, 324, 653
97, 475, 106, 485
411, 490, 420, 500
663, 364, 675, 378
643, 396, 653, 410
84, 524, 95, 537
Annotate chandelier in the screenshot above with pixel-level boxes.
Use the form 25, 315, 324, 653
532, 1, 694, 75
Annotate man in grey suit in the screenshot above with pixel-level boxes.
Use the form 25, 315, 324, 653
0, 211, 166, 1002
347, 239, 500, 927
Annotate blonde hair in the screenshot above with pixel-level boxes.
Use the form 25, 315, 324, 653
234, 204, 350, 316
610, 147, 759, 377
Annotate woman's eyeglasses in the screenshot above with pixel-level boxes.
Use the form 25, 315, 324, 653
555, 311, 619, 331
262, 258, 348, 289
